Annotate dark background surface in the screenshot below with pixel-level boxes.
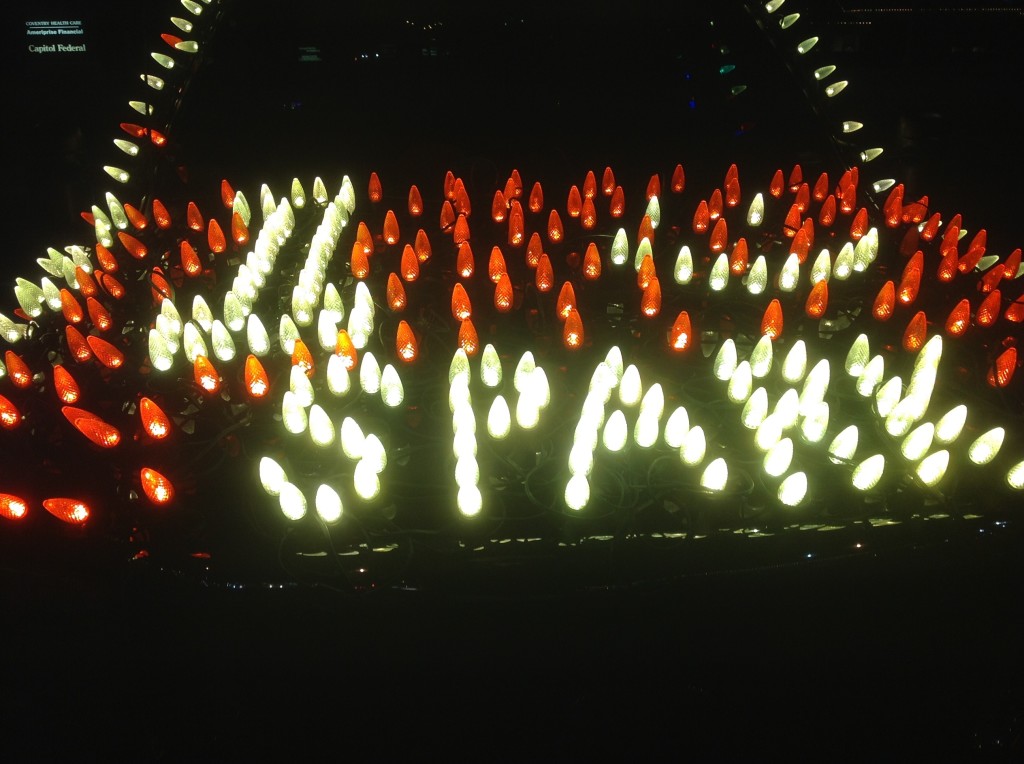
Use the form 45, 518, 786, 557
3, 1, 1024, 759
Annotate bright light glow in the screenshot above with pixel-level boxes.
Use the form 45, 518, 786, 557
969, 427, 1005, 465
363, 434, 388, 473
674, 246, 694, 284
916, 450, 949, 487
618, 365, 642, 407
458, 485, 483, 517
778, 254, 800, 292
639, 383, 664, 420
727, 361, 753, 403
852, 454, 885, 491
856, 355, 885, 397
317, 311, 338, 351
565, 474, 591, 510
664, 407, 689, 448
315, 484, 343, 523
513, 352, 536, 392
149, 329, 174, 371
774, 388, 801, 430
714, 339, 738, 381
480, 344, 502, 387
380, 365, 404, 407
797, 36, 819, 54
308, 405, 335, 447
279, 482, 307, 521
341, 417, 365, 460
842, 121, 864, 133
810, 250, 831, 284
182, 322, 208, 364
828, 425, 859, 464
782, 340, 807, 383
845, 334, 870, 378
279, 314, 300, 354
747, 193, 765, 226
354, 459, 381, 501
634, 237, 653, 272
884, 396, 918, 438
210, 320, 236, 362
326, 354, 351, 396
800, 402, 829, 444
281, 391, 308, 435
746, 256, 768, 295
701, 458, 728, 491
834, 242, 855, 279
681, 426, 707, 466
742, 387, 769, 429
289, 365, 314, 407
764, 437, 794, 477
487, 395, 512, 440
813, 65, 836, 80
516, 389, 541, 430
455, 455, 480, 488
603, 409, 628, 452
750, 335, 774, 378
825, 80, 848, 97
778, 471, 808, 506
633, 410, 659, 448
709, 254, 730, 292
568, 442, 595, 476
360, 352, 382, 394
611, 229, 629, 266
935, 405, 967, 444
901, 422, 935, 462
1006, 460, 1024, 490
875, 376, 903, 419
860, 148, 883, 163
755, 413, 783, 451
259, 457, 286, 496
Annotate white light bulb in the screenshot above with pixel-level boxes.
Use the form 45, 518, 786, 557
664, 407, 690, 448
279, 482, 307, 521
326, 354, 351, 396
674, 245, 694, 284
852, 454, 885, 491
633, 410, 659, 448
568, 442, 595, 476
845, 334, 870, 377
935, 405, 967, 445
455, 455, 480, 488
634, 236, 653, 272
764, 437, 794, 477
618, 365, 642, 407
610, 228, 629, 266
746, 255, 768, 295
828, 425, 859, 464
315, 484, 343, 523
856, 355, 885, 397
565, 474, 591, 511
750, 335, 774, 378
681, 426, 706, 466
969, 427, 1005, 466
458, 485, 483, 517
714, 339, 738, 381
701, 458, 729, 492
487, 395, 511, 440
777, 471, 808, 506
354, 459, 381, 501
834, 242, 855, 280
875, 376, 903, 418
259, 457, 286, 496
778, 254, 800, 293
810, 250, 831, 284
340, 417, 365, 460
603, 409, 628, 452
709, 254, 730, 292
755, 413, 783, 452
916, 450, 949, 487
799, 402, 829, 445
480, 344, 502, 388
359, 352, 382, 394
742, 387, 769, 429
308, 405, 335, 447
727, 361, 753, 403
746, 193, 765, 227
380, 364, 404, 407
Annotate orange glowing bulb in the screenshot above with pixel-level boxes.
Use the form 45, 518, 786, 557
454, 178, 471, 217
231, 211, 249, 246
671, 163, 685, 194
387, 273, 407, 312
219, 178, 235, 208
980, 265, 1006, 293
708, 188, 723, 220
941, 221, 961, 254
336, 330, 358, 370
398, 245, 418, 283
488, 246, 507, 283
693, 200, 710, 234
989, 347, 1017, 388
43, 498, 90, 525
414, 229, 432, 262
0, 493, 28, 520
850, 208, 869, 240
547, 210, 564, 243
242, 354, 269, 399
95, 243, 118, 273
140, 397, 171, 438
637, 215, 655, 247
724, 160, 738, 189
646, 174, 661, 201
457, 241, 475, 278
180, 240, 202, 276
583, 242, 602, 280
494, 273, 514, 313
491, 189, 508, 222
556, 281, 577, 320
897, 250, 924, 304
5, 351, 31, 389
609, 186, 625, 218
53, 364, 80, 404
873, 281, 896, 321
769, 169, 785, 198
602, 166, 616, 196
356, 221, 373, 254
458, 318, 480, 356
883, 184, 903, 228
118, 231, 147, 259
813, 172, 829, 202
87, 335, 124, 369
563, 308, 584, 350
453, 214, 471, 245
440, 200, 456, 234
75, 268, 97, 298
528, 182, 544, 213
788, 164, 803, 191
641, 277, 662, 318
508, 201, 525, 246
840, 181, 856, 214
141, 467, 174, 505
509, 169, 523, 197
944, 300, 971, 337
452, 283, 472, 321
581, 197, 597, 230
937, 248, 958, 283
86, 297, 112, 332
63, 407, 120, 448
0, 394, 21, 429
710, 218, 728, 254
207, 218, 226, 254
368, 172, 382, 202
444, 170, 456, 201
187, 201, 204, 231
583, 170, 597, 199
408, 184, 423, 217
977, 290, 1001, 327
1006, 297, 1024, 323
1003, 249, 1021, 280
536, 254, 554, 293
669, 311, 692, 351
149, 129, 167, 147
903, 311, 928, 351
395, 320, 418, 363
725, 176, 741, 208
291, 340, 314, 378
783, 204, 801, 237
958, 246, 984, 274
66, 325, 93, 362
920, 213, 941, 241
153, 198, 172, 229
761, 299, 784, 340
805, 280, 829, 319
819, 194, 837, 227
526, 232, 543, 268
730, 238, 749, 275
902, 195, 928, 225
567, 185, 582, 218
60, 289, 84, 324
382, 209, 400, 246
790, 227, 810, 263
350, 245, 370, 279
637, 255, 656, 290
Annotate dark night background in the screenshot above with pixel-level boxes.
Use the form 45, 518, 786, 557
2, 1, 1024, 760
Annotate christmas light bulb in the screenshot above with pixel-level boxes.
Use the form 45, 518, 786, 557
727, 361, 753, 403
611, 229, 629, 266
281, 391, 308, 435
674, 246, 694, 284
210, 320, 236, 362
618, 365, 642, 407
182, 322, 208, 363
709, 254, 730, 292
778, 254, 800, 292
279, 482, 307, 521
564, 474, 591, 511
747, 193, 765, 226
833, 242, 855, 280
480, 344, 502, 388
782, 340, 807, 383
969, 427, 1004, 465
315, 484, 343, 523
901, 422, 935, 462
764, 437, 794, 477
354, 459, 381, 501
513, 352, 535, 392
800, 402, 829, 444
603, 410, 628, 452
681, 426, 707, 466
487, 395, 511, 440
308, 405, 336, 447
326, 354, 351, 396
856, 355, 885, 397
341, 417, 365, 460
935, 404, 967, 444
742, 387, 769, 429
701, 458, 729, 491
359, 352, 382, 394
852, 454, 885, 491
915, 450, 949, 487
664, 407, 690, 448
458, 485, 483, 517
746, 256, 768, 295
828, 425, 859, 464
750, 335, 774, 378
